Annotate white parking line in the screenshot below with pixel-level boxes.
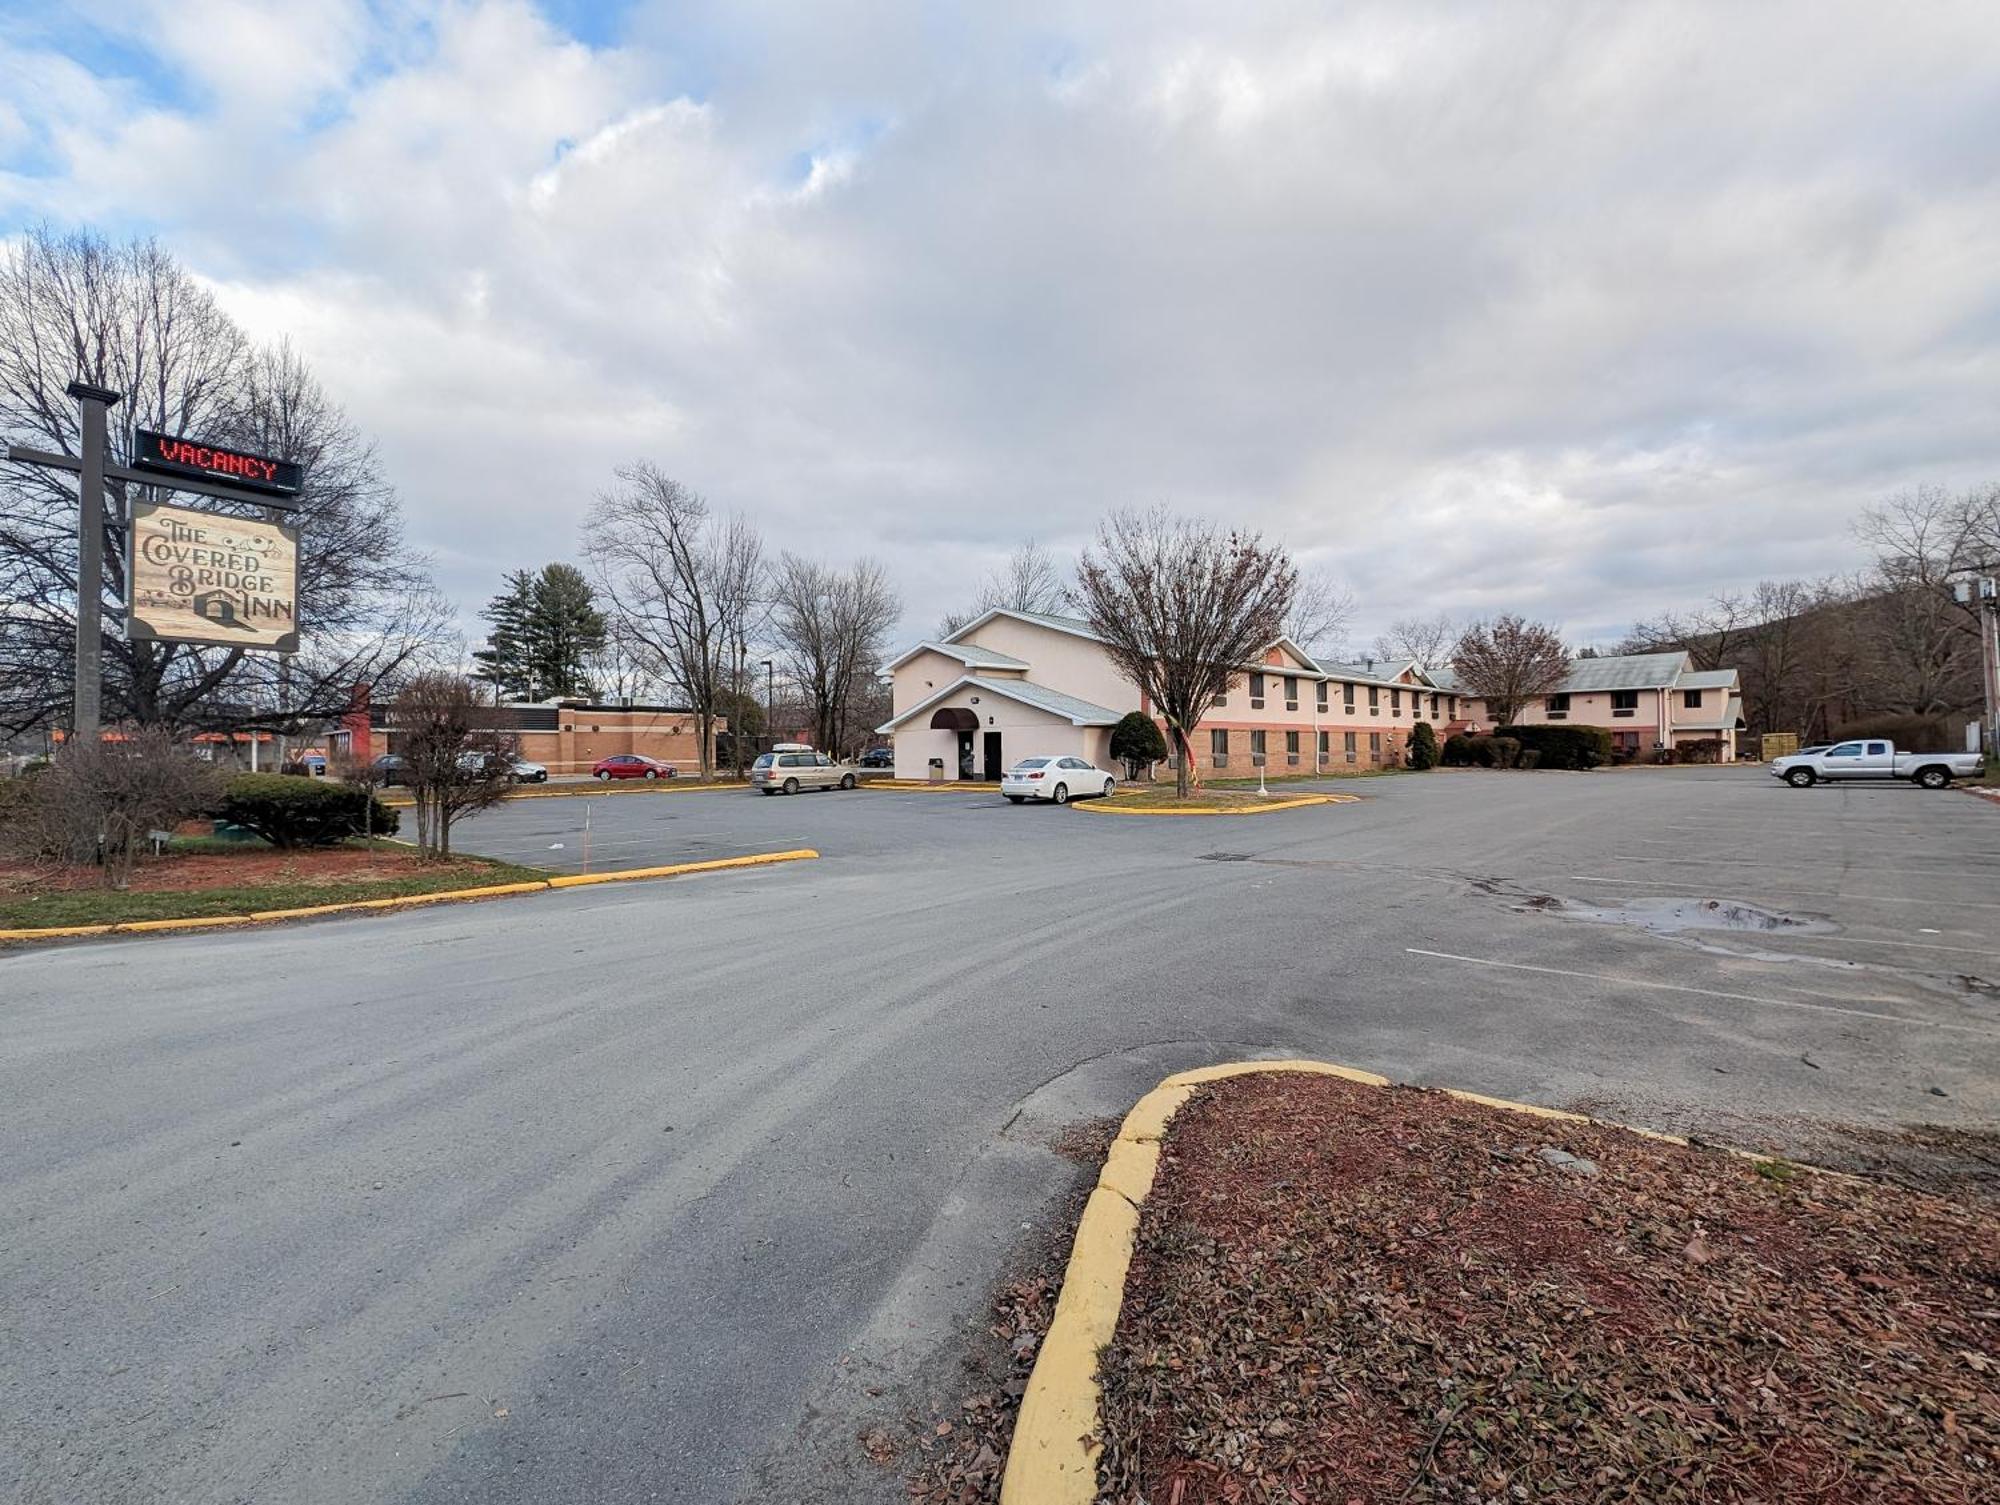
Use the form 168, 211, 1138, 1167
1405, 948, 1997, 1035
1607, 852, 2000, 880
1569, 873, 2000, 910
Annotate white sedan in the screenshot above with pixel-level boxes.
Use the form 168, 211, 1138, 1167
1001, 755, 1117, 805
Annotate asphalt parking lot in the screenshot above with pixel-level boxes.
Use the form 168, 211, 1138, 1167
3, 767, 1996, 1504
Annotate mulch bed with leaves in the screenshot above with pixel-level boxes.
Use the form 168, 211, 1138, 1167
1095, 1072, 1998, 1504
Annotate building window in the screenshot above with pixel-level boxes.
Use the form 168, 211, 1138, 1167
1429, 694, 1440, 718
1249, 672, 1265, 709
1390, 688, 1401, 715
1546, 693, 1570, 720
1250, 729, 1267, 766
1283, 675, 1299, 710
1210, 727, 1229, 767
1315, 681, 1329, 712
1368, 685, 1380, 713
1317, 729, 1329, 761
1285, 730, 1300, 766
1611, 690, 1639, 717
1683, 689, 1703, 709
1343, 682, 1356, 712
1369, 731, 1382, 762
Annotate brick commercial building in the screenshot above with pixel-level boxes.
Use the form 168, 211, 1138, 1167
877, 608, 1470, 781
377, 698, 727, 776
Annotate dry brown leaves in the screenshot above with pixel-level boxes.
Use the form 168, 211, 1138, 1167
1095, 1073, 1999, 1504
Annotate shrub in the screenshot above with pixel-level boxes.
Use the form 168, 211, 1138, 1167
1109, 711, 1169, 779
1406, 721, 1440, 771
1441, 733, 1480, 766
0, 729, 226, 887
1485, 736, 1521, 768
1673, 738, 1726, 764
1495, 724, 1614, 770
1829, 713, 1954, 751
1517, 747, 1542, 769
219, 774, 398, 848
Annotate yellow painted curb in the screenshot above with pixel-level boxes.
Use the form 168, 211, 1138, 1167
998, 1058, 1799, 1505
545, 849, 818, 888
1075, 793, 1358, 816
0, 850, 819, 945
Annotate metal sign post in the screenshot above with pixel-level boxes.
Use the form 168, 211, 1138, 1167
66, 381, 121, 743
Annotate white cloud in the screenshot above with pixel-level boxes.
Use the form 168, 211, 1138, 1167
9, 0, 2000, 649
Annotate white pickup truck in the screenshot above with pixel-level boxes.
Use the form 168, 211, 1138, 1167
1769, 739, 1983, 789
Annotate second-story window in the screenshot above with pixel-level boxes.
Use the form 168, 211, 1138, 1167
1546, 693, 1571, 720
1611, 690, 1639, 717
1343, 682, 1356, 712
1283, 675, 1299, 709
1683, 689, 1703, 709
1368, 685, 1380, 713
1249, 672, 1265, 709
1390, 688, 1401, 715
1315, 680, 1329, 711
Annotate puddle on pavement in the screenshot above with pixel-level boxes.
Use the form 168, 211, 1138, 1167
1525, 895, 1838, 937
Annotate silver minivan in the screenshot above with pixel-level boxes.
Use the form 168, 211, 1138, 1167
751, 746, 858, 795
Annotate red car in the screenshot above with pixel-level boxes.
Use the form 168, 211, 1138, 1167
591, 754, 676, 781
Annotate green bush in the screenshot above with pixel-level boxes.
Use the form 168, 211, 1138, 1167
1109, 710, 1169, 778
1517, 747, 1542, 769
219, 773, 398, 848
1406, 721, 1440, 771
1441, 732, 1479, 766
1830, 713, 1954, 751
1495, 724, 1614, 770
1673, 737, 1726, 764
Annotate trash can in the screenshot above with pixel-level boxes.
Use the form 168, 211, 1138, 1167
928, 757, 944, 784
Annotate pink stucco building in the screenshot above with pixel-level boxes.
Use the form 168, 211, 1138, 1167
877, 609, 1471, 781
1445, 650, 1744, 761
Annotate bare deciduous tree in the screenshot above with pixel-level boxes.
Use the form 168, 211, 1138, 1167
938, 540, 1067, 636
585, 464, 763, 780
1451, 615, 1571, 724
0, 227, 442, 740
1372, 611, 1459, 669
1854, 486, 1989, 716
768, 554, 902, 757
1284, 570, 1355, 657
391, 672, 515, 859
1071, 508, 1298, 799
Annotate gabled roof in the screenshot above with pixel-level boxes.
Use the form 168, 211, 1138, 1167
883, 639, 1032, 674
1676, 668, 1740, 691
876, 675, 1124, 734
943, 606, 1106, 646
1312, 658, 1436, 689
1554, 652, 1692, 693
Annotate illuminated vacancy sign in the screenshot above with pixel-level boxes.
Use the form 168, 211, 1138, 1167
133, 428, 303, 497
128, 500, 300, 651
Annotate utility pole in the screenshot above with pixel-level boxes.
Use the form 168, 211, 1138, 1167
66, 381, 122, 744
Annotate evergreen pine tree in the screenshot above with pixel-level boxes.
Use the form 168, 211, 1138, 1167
473, 570, 537, 699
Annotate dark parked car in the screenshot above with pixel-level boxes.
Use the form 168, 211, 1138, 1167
371, 754, 409, 786
858, 746, 894, 769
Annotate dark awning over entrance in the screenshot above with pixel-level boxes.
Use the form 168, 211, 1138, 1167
929, 707, 980, 731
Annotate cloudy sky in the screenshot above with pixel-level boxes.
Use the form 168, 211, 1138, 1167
5, 0, 1999, 651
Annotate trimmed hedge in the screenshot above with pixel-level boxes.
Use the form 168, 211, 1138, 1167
1495, 724, 1614, 771
219, 773, 399, 848
1443, 733, 1521, 768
